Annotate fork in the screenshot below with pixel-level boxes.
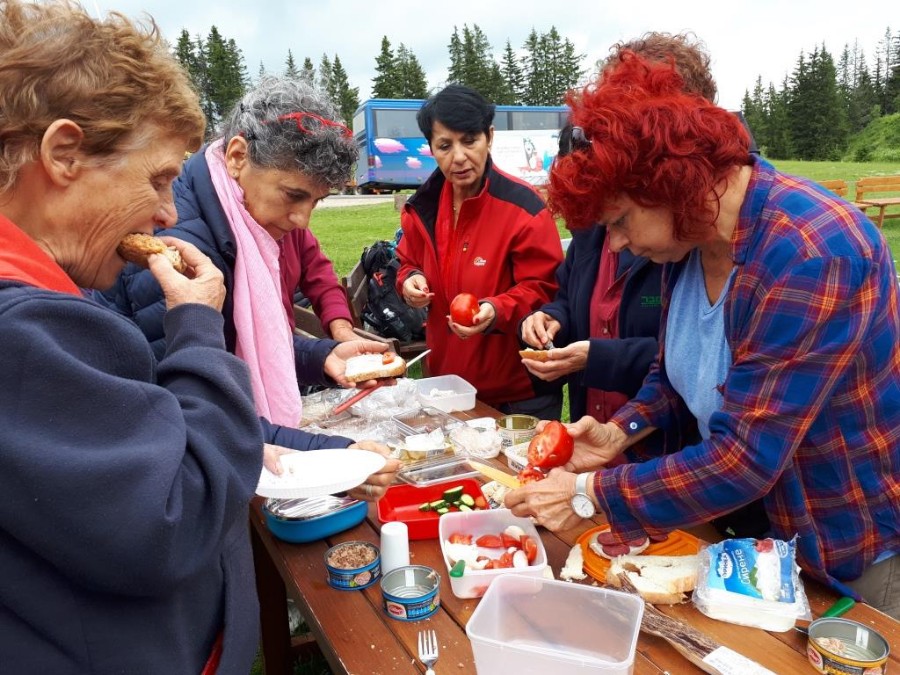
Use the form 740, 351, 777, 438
417, 629, 438, 675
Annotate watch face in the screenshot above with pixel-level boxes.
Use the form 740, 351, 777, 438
571, 493, 595, 518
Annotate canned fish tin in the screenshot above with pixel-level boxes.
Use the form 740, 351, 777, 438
807, 617, 889, 674
324, 541, 381, 591
496, 414, 538, 450
381, 565, 441, 621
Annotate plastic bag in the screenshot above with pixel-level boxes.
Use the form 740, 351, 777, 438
449, 424, 502, 459
692, 536, 811, 632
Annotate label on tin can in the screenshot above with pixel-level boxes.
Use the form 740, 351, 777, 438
496, 414, 538, 450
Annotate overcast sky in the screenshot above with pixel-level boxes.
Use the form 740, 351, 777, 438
93, 0, 895, 111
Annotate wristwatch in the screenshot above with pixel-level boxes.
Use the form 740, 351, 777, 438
570, 472, 597, 518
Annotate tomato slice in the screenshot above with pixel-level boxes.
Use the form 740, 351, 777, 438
496, 551, 514, 568
475, 534, 504, 548
382, 352, 395, 365
500, 533, 520, 549
521, 535, 538, 563
473, 495, 488, 509
447, 533, 473, 545
517, 465, 545, 484
526, 420, 574, 470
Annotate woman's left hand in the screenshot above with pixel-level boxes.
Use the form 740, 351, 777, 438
346, 441, 401, 502
448, 302, 495, 338
522, 341, 589, 381
262, 443, 294, 475
325, 340, 389, 388
503, 467, 586, 532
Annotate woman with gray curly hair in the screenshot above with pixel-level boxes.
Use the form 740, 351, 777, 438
97, 76, 400, 494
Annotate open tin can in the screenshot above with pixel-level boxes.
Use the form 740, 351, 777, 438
380, 565, 441, 621
806, 617, 889, 674
496, 414, 538, 450
324, 541, 381, 591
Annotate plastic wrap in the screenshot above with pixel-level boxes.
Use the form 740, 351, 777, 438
692, 536, 811, 632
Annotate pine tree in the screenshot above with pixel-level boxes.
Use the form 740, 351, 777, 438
884, 28, 900, 114
742, 76, 768, 152
284, 50, 299, 79
258, 61, 266, 81
319, 53, 334, 102
330, 55, 359, 126
500, 40, 524, 105
766, 79, 792, 159
447, 27, 464, 84
372, 36, 397, 98
395, 44, 428, 98
300, 57, 316, 86
205, 27, 246, 130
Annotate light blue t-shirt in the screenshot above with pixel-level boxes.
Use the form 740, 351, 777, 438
665, 250, 736, 439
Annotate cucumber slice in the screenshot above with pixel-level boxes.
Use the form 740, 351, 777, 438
429, 499, 446, 510
459, 494, 475, 507
442, 485, 465, 502
436, 507, 450, 515
458, 504, 473, 512
419, 502, 432, 512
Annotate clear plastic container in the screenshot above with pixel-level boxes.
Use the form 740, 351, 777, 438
397, 456, 480, 487
466, 574, 644, 674
503, 441, 529, 472
438, 509, 547, 599
391, 406, 462, 436
415, 375, 477, 412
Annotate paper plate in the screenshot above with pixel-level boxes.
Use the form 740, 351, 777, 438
576, 524, 701, 584
256, 448, 387, 499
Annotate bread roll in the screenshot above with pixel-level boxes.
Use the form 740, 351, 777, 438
344, 353, 406, 383
606, 554, 700, 605
117, 233, 186, 273
518, 348, 551, 362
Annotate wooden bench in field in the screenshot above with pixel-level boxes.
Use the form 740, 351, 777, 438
292, 303, 398, 353
854, 175, 900, 228
817, 179, 850, 198
341, 260, 429, 369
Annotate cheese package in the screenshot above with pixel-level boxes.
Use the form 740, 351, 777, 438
692, 537, 811, 632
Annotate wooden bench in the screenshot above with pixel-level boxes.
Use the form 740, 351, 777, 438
292, 303, 398, 353
817, 179, 849, 198
854, 175, 900, 228
342, 259, 429, 369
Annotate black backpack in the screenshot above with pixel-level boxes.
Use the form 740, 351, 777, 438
360, 240, 426, 343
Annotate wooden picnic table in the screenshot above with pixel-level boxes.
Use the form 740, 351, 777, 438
250, 401, 900, 674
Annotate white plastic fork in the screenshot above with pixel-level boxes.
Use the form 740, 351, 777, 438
417, 629, 438, 675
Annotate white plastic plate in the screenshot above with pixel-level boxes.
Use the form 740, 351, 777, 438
255, 448, 387, 499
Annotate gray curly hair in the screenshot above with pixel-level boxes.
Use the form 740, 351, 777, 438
220, 76, 357, 189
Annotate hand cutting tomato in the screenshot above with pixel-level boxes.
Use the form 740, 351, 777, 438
449, 292, 479, 327
526, 420, 574, 470
516, 465, 545, 484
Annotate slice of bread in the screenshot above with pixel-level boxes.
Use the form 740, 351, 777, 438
344, 353, 406, 383
606, 554, 700, 605
559, 543, 587, 581
518, 348, 551, 362
588, 532, 650, 559
117, 233, 186, 273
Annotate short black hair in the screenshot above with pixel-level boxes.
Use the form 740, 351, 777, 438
416, 84, 495, 143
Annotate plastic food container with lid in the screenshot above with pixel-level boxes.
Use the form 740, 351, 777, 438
415, 374, 477, 412
466, 574, 644, 674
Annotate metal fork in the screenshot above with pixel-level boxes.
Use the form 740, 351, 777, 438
417, 629, 438, 675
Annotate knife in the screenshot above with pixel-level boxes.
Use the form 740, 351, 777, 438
468, 460, 522, 489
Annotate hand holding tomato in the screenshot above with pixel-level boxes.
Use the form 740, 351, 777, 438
448, 294, 495, 339
449, 293, 479, 326
527, 420, 574, 470
504, 467, 585, 532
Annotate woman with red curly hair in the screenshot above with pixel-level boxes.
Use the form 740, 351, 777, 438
507, 53, 900, 617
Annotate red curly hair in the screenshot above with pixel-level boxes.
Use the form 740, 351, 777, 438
549, 52, 750, 238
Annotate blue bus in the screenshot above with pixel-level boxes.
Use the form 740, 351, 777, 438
351, 98, 569, 193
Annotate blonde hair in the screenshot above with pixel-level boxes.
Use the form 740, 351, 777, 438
0, 0, 205, 192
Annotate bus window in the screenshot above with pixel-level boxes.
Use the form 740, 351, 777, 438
493, 112, 509, 131
510, 110, 562, 131
352, 109, 366, 136
374, 109, 421, 138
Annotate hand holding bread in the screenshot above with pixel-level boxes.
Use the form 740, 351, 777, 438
142, 236, 227, 311
520, 341, 589, 381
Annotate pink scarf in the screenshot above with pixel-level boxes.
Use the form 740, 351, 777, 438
205, 140, 302, 427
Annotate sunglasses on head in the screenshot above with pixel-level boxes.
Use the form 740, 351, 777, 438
244, 111, 352, 141
558, 125, 592, 157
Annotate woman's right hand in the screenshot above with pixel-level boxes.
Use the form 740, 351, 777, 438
151, 237, 226, 311
521, 311, 560, 348
561, 417, 628, 472
522, 341, 588, 381
402, 274, 434, 308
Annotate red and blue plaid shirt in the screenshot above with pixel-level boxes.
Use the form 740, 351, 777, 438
603, 157, 900, 593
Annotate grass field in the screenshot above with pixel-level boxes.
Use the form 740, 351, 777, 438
311, 159, 900, 278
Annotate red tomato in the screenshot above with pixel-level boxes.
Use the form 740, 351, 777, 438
449, 293, 479, 327
448, 533, 473, 545
527, 420, 574, 470
500, 533, 520, 549
496, 551, 515, 568
521, 535, 538, 563
382, 352, 395, 365
473, 495, 488, 509
517, 465, 545, 484
475, 534, 504, 548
